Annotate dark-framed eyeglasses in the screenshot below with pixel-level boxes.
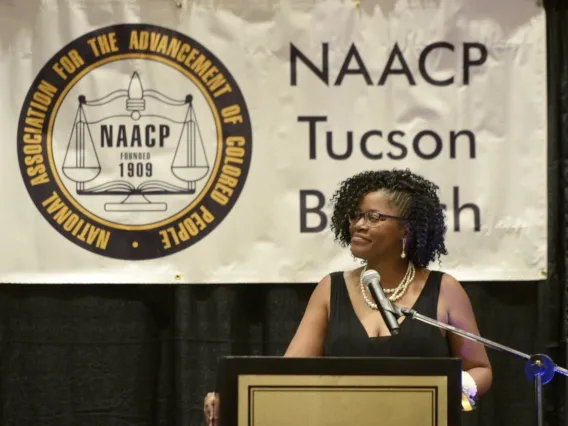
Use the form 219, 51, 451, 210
349, 210, 408, 227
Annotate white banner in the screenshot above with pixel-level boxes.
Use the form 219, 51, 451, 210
1, 0, 547, 283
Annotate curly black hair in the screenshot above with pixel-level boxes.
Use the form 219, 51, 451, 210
329, 168, 448, 268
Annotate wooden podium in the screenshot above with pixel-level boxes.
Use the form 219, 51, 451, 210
216, 356, 462, 426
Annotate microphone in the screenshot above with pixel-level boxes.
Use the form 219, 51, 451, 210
362, 269, 401, 336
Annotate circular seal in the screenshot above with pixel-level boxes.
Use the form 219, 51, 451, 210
17, 24, 252, 260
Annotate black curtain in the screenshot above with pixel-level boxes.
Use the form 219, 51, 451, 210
0, 4, 566, 426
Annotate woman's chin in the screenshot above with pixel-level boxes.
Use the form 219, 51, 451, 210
350, 246, 369, 260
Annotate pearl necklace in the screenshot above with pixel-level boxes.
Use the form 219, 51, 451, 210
359, 262, 415, 308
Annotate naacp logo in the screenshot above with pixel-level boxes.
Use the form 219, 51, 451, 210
17, 24, 252, 260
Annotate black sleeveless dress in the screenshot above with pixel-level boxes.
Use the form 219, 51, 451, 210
324, 270, 450, 357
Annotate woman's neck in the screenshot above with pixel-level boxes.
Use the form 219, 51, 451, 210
365, 257, 409, 289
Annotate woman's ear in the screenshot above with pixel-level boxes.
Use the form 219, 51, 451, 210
401, 221, 411, 241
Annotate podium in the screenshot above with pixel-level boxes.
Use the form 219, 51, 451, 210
216, 356, 462, 426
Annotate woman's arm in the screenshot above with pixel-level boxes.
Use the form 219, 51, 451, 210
284, 275, 331, 357
441, 274, 493, 398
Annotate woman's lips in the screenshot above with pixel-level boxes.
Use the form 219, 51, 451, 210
351, 234, 371, 244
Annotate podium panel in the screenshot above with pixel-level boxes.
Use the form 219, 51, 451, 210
217, 356, 462, 426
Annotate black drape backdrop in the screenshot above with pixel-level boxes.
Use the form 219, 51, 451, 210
0, 4, 566, 426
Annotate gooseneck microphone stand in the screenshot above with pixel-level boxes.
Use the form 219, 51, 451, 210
396, 306, 568, 426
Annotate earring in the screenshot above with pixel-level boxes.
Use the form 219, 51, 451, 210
401, 239, 406, 259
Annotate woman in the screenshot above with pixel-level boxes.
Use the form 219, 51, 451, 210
204, 169, 492, 425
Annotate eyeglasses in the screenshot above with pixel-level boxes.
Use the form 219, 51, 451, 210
349, 210, 407, 227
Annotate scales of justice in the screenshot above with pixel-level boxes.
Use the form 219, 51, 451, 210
61, 71, 210, 212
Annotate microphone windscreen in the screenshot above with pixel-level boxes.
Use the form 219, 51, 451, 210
362, 269, 380, 286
